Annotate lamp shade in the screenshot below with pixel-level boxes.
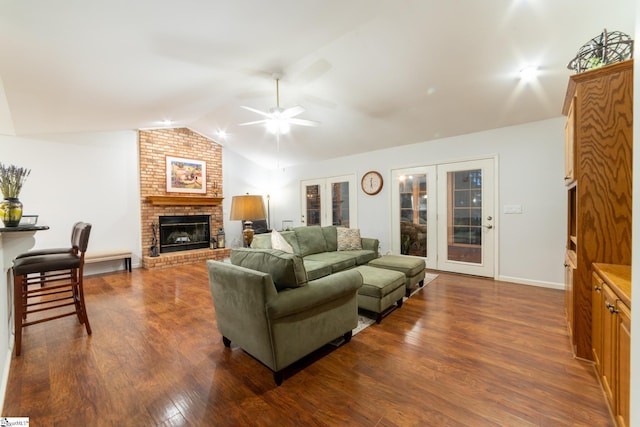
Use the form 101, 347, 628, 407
229, 195, 266, 221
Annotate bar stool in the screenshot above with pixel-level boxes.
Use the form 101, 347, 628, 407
12, 222, 92, 356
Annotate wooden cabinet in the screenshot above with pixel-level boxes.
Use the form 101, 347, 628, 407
592, 263, 631, 427
562, 60, 633, 360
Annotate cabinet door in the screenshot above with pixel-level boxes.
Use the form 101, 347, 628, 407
591, 273, 603, 374
564, 98, 576, 185
601, 284, 617, 406
564, 253, 576, 353
616, 301, 630, 427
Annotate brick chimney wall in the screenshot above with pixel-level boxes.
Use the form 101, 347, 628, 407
138, 128, 229, 268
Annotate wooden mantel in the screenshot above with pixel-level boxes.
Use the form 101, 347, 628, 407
146, 196, 223, 206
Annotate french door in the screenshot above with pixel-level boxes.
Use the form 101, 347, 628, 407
391, 166, 437, 269
301, 175, 357, 227
436, 159, 495, 277
391, 158, 496, 277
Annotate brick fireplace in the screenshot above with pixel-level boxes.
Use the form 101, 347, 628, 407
139, 128, 230, 268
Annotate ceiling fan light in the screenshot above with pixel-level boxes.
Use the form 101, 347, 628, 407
240, 74, 316, 134
266, 119, 290, 135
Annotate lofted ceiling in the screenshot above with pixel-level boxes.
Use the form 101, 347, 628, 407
0, 0, 635, 168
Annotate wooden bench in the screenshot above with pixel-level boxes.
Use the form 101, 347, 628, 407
85, 249, 132, 272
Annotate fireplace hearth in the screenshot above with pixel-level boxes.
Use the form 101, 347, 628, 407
159, 215, 210, 253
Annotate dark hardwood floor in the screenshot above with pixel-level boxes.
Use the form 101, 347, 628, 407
2, 264, 613, 426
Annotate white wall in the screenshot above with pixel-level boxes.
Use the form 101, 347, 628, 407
267, 118, 566, 288
0, 131, 141, 273
221, 148, 273, 249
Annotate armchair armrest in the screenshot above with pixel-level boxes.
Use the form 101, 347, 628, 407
266, 269, 363, 320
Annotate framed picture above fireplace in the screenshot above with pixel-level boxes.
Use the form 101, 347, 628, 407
166, 156, 207, 194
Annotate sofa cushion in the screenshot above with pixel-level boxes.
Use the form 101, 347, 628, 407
322, 226, 338, 251
337, 227, 362, 251
349, 249, 378, 265
294, 226, 328, 256
271, 230, 293, 253
304, 252, 357, 273
230, 248, 308, 291
302, 259, 333, 280
280, 230, 301, 254
368, 254, 425, 277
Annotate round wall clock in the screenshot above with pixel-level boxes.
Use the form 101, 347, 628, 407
361, 171, 383, 195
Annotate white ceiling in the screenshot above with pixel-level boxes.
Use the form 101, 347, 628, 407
0, 0, 635, 168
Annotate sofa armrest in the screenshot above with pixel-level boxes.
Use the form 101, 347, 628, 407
361, 237, 379, 254
266, 269, 363, 320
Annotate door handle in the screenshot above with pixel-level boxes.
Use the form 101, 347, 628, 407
483, 224, 493, 229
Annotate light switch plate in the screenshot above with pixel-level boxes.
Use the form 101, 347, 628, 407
503, 204, 522, 214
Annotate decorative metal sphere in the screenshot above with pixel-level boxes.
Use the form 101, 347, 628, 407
568, 29, 633, 73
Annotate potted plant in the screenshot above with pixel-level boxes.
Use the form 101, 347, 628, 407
0, 163, 30, 227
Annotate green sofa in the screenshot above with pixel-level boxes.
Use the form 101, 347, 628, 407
251, 226, 380, 279
206, 247, 363, 385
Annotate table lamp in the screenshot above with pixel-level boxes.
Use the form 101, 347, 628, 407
230, 194, 267, 247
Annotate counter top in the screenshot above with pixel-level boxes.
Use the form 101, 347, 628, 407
592, 263, 631, 308
0, 225, 49, 233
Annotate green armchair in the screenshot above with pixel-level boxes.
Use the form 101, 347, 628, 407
206, 248, 363, 385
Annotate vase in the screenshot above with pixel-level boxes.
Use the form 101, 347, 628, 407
1, 197, 23, 227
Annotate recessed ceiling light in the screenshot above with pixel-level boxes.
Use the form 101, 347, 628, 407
160, 119, 173, 126
519, 65, 539, 82
217, 130, 227, 139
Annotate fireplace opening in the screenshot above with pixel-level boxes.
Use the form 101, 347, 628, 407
159, 215, 210, 253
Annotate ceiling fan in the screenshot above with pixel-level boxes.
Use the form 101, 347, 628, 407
239, 73, 320, 134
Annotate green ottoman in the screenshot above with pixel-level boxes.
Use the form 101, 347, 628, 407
368, 255, 426, 297
354, 265, 405, 323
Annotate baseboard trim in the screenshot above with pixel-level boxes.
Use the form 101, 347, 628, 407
497, 275, 564, 290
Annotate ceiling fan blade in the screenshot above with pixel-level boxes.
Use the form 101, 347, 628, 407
240, 105, 272, 118
288, 118, 320, 127
238, 119, 269, 126
282, 105, 305, 118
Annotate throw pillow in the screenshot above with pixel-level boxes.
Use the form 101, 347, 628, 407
337, 227, 362, 251
271, 229, 293, 253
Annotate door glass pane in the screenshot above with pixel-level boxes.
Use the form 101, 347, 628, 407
305, 185, 321, 226
398, 174, 427, 256
448, 169, 482, 263
331, 182, 350, 227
